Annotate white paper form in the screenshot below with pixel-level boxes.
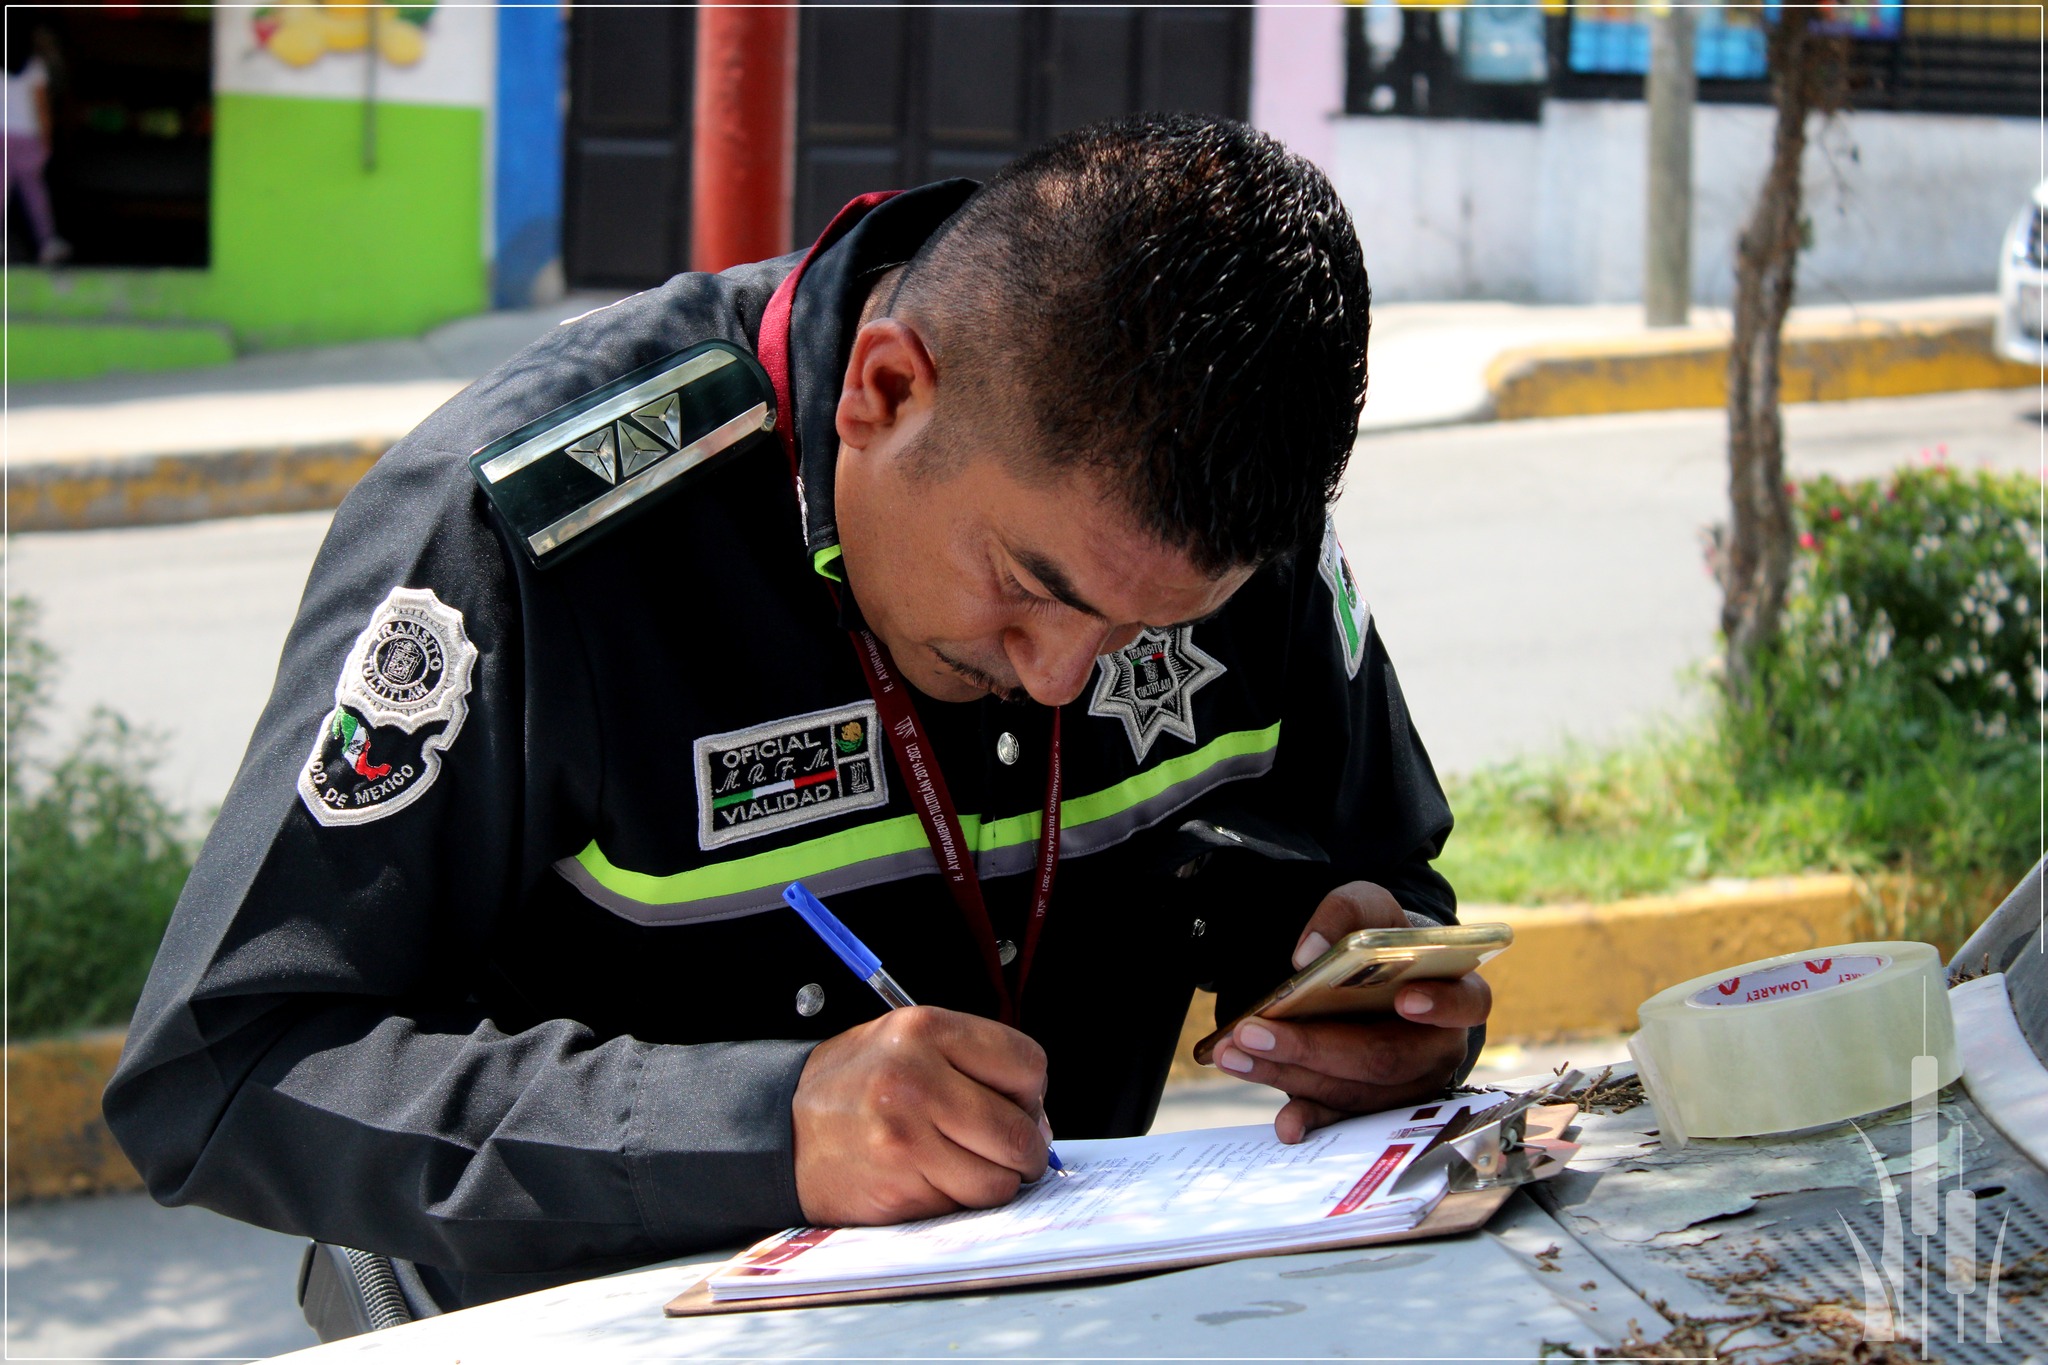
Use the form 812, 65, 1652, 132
711, 1096, 1500, 1300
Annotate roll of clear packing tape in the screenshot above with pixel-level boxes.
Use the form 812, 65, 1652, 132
1627, 941, 1959, 1147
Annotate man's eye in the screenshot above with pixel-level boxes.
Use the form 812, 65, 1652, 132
1003, 571, 1060, 613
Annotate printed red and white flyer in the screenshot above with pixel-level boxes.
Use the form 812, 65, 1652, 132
709, 1095, 1505, 1302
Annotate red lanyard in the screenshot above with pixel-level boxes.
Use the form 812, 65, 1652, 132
757, 196, 1062, 1025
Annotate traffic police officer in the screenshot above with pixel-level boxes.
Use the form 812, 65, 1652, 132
105, 115, 1488, 1314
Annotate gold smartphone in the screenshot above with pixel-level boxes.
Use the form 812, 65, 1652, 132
1192, 922, 1513, 1066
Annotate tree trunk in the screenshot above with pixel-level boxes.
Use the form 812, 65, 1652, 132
1721, 9, 1832, 700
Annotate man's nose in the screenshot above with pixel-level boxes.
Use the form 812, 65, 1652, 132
1008, 619, 1124, 707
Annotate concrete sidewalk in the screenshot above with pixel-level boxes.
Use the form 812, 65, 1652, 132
1364, 292, 2025, 428
5, 292, 2024, 533
16, 296, 1622, 458
6, 294, 626, 532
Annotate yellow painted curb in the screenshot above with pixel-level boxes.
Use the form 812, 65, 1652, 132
1473, 874, 1864, 1041
6, 1031, 142, 1203
1487, 316, 2037, 421
1167, 874, 1865, 1082
7, 440, 386, 533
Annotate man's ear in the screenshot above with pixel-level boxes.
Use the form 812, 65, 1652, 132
835, 319, 938, 452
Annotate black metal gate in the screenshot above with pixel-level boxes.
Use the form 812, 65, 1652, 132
794, 3, 1251, 242
564, 4, 1251, 289
562, 3, 697, 290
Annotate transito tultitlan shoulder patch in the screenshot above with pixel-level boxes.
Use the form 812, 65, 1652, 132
695, 701, 889, 851
299, 587, 478, 827
1317, 520, 1371, 679
1087, 625, 1225, 762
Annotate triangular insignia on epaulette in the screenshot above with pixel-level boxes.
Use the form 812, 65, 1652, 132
469, 341, 775, 566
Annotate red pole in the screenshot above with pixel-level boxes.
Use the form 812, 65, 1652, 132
691, 3, 798, 274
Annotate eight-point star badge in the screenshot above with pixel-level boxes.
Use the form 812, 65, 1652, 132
1087, 625, 1225, 762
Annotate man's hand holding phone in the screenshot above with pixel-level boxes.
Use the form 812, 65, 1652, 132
1209, 882, 1495, 1144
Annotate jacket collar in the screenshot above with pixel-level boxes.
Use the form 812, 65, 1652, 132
785, 180, 979, 585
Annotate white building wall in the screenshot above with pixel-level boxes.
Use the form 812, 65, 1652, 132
1532, 100, 1649, 303
1249, 0, 1346, 177
1333, 104, 2041, 304
1335, 116, 1545, 299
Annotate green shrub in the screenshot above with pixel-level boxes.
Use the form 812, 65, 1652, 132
7, 599, 192, 1038
1739, 464, 2042, 944
1775, 464, 2040, 745
1443, 463, 2042, 950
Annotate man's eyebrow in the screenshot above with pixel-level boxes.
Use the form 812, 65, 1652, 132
1014, 549, 1108, 620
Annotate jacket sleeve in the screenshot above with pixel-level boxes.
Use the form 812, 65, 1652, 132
1190, 520, 1459, 1023
102, 421, 813, 1277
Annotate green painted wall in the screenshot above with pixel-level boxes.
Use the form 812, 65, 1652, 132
208, 93, 487, 348
10, 92, 485, 375
9, 321, 235, 385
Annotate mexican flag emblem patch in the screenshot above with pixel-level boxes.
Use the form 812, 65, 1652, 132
299, 586, 477, 827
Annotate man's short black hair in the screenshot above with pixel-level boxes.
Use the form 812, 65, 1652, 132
891, 113, 1370, 573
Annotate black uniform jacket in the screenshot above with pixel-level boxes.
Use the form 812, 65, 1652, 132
103, 183, 1458, 1307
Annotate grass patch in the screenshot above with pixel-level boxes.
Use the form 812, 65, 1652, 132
1440, 725, 1862, 910
1441, 702, 2028, 948
7, 599, 193, 1039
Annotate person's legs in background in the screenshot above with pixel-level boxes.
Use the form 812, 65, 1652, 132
6, 131, 68, 265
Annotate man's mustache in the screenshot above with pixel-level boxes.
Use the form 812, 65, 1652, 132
932, 646, 1030, 705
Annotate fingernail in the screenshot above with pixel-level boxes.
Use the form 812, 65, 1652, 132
1216, 1046, 1254, 1074
1292, 932, 1331, 970
1238, 1022, 1276, 1052
1038, 1115, 1055, 1143
1399, 988, 1433, 1016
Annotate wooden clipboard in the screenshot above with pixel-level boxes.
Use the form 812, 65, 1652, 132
665, 1104, 1579, 1318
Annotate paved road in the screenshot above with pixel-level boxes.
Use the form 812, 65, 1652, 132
1338, 386, 2043, 775
10, 511, 336, 820
6, 1195, 318, 1360
10, 387, 2040, 818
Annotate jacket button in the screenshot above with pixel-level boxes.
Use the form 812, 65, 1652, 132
996, 732, 1020, 765
996, 939, 1019, 966
795, 983, 825, 1017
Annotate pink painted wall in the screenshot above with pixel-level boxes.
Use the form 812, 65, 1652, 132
1250, 0, 1347, 175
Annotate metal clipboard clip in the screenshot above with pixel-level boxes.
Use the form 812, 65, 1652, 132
1390, 1070, 1584, 1196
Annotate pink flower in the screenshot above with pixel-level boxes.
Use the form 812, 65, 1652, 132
1829, 506, 1843, 521
1799, 532, 1818, 550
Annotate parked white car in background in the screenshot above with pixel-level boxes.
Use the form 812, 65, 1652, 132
1995, 178, 2048, 365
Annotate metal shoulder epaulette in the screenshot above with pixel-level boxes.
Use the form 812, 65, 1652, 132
468, 340, 776, 567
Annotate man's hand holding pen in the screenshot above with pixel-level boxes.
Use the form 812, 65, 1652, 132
793, 1006, 1054, 1226
782, 882, 1059, 1226
1210, 881, 1494, 1145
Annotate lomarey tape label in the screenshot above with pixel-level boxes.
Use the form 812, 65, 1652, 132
1687, 954, 1892, 1009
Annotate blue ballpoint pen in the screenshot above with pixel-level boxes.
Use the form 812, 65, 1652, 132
782, 880, 1068, 1176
